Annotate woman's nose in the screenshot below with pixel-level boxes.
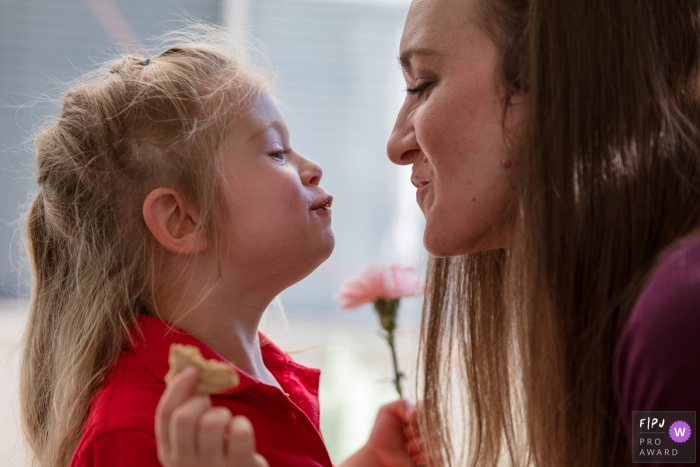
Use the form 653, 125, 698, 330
299, 155, 323, 186
387, 106, 419, 166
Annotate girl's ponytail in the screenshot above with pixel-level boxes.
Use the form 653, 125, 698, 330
22, 121, 145, 467
22, 191, 59, 456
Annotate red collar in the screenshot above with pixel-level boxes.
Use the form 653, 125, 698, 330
126, 315, 310, 397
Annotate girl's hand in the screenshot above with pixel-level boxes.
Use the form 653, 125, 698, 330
340, 399, 424, 467
404, 402, 426, 466
155, 366, 269, 467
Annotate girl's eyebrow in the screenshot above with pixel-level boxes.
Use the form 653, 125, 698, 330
247, 119, 289, 142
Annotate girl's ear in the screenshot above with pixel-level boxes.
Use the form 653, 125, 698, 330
142, 188, 208, 255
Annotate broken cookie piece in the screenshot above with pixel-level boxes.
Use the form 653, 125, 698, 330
165, 344, 240, 395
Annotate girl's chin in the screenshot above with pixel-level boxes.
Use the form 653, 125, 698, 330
318, 231, 336, 259
300, 231, 335, 267
286, 241, 335, 285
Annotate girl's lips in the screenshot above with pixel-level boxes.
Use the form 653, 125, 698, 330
311, 195, 333, 210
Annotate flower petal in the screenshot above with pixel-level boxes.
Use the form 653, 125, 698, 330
388, 265, 424, 298
337, 263, 424, 309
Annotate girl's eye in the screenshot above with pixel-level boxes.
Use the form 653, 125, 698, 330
405, 81, 433, 98
269, 150, 289, 162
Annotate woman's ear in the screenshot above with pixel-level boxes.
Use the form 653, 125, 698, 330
142, 188, 208, 255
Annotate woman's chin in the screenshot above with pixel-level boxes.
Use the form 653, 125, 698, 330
423, 229, 465, 257
423, 228, 501, 257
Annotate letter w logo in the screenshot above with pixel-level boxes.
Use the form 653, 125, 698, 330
674, 427, 687, 437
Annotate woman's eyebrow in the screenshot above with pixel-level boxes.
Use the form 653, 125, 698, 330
398, 48, 442, 71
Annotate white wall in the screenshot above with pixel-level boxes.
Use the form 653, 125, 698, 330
0, 303, 30, 467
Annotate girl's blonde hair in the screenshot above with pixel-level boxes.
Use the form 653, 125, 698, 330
20, 24, 271, 467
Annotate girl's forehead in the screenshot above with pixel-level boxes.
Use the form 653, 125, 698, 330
252, 93, 285, 125
244, 94, 288, 137
233, 93, 281, 125
225, 93, 289, 146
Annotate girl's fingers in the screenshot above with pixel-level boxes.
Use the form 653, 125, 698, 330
253, 453, 270, 467
404, 399, 421, 427
404, 400, 426, 466
170, 394, 212, 459
197, 407, 232, 461
377, 399, 412, 432
156, 371, 266, 467
407, 437, 423, 456
225, 416, 270, 467
155, 366, 199, 456
411, 452, 426, 466
226, 416, 259, 464
404, 415, 417, 439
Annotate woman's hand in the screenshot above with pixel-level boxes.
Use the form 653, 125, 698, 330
340, 400, 425, 467
155, 366, 269, 467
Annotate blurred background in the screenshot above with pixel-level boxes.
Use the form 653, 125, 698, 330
0, 0, 426, 464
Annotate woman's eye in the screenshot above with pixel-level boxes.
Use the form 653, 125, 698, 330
405, 81, 432, 98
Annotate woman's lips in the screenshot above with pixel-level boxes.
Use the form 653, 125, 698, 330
416, 182, 431, 204
411, 176, 431, 204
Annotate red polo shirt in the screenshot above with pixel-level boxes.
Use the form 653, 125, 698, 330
70, 315, 333, 467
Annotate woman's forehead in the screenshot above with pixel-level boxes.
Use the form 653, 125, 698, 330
401, 0, 479, 59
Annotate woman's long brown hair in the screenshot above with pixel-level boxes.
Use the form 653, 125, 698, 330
419, 1, 700, 465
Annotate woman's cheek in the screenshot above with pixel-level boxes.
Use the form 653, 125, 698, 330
419, 97, 458, 153
415, 98, 439, 135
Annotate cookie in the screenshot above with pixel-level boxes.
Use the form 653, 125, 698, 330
164, 343, 240, 395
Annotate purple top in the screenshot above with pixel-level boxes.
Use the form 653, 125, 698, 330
614, 234, 700, 463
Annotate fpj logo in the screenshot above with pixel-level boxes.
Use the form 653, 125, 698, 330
633, 411, 696, 463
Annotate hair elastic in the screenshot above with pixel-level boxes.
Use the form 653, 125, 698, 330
142, 58, 150, 66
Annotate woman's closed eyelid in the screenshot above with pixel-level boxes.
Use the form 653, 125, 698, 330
405, 80, 434, 98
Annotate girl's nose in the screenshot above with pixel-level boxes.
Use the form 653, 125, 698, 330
387, 106, 419, 166
299, 155, 323, 186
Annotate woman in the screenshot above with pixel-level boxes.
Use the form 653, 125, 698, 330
387, 0, 700, 465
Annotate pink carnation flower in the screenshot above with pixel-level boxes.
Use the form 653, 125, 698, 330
337, 263, 424, 310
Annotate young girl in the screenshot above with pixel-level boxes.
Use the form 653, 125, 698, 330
21, 26, 420, 467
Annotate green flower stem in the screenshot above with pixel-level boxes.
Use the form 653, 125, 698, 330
373, 298, 403, 397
